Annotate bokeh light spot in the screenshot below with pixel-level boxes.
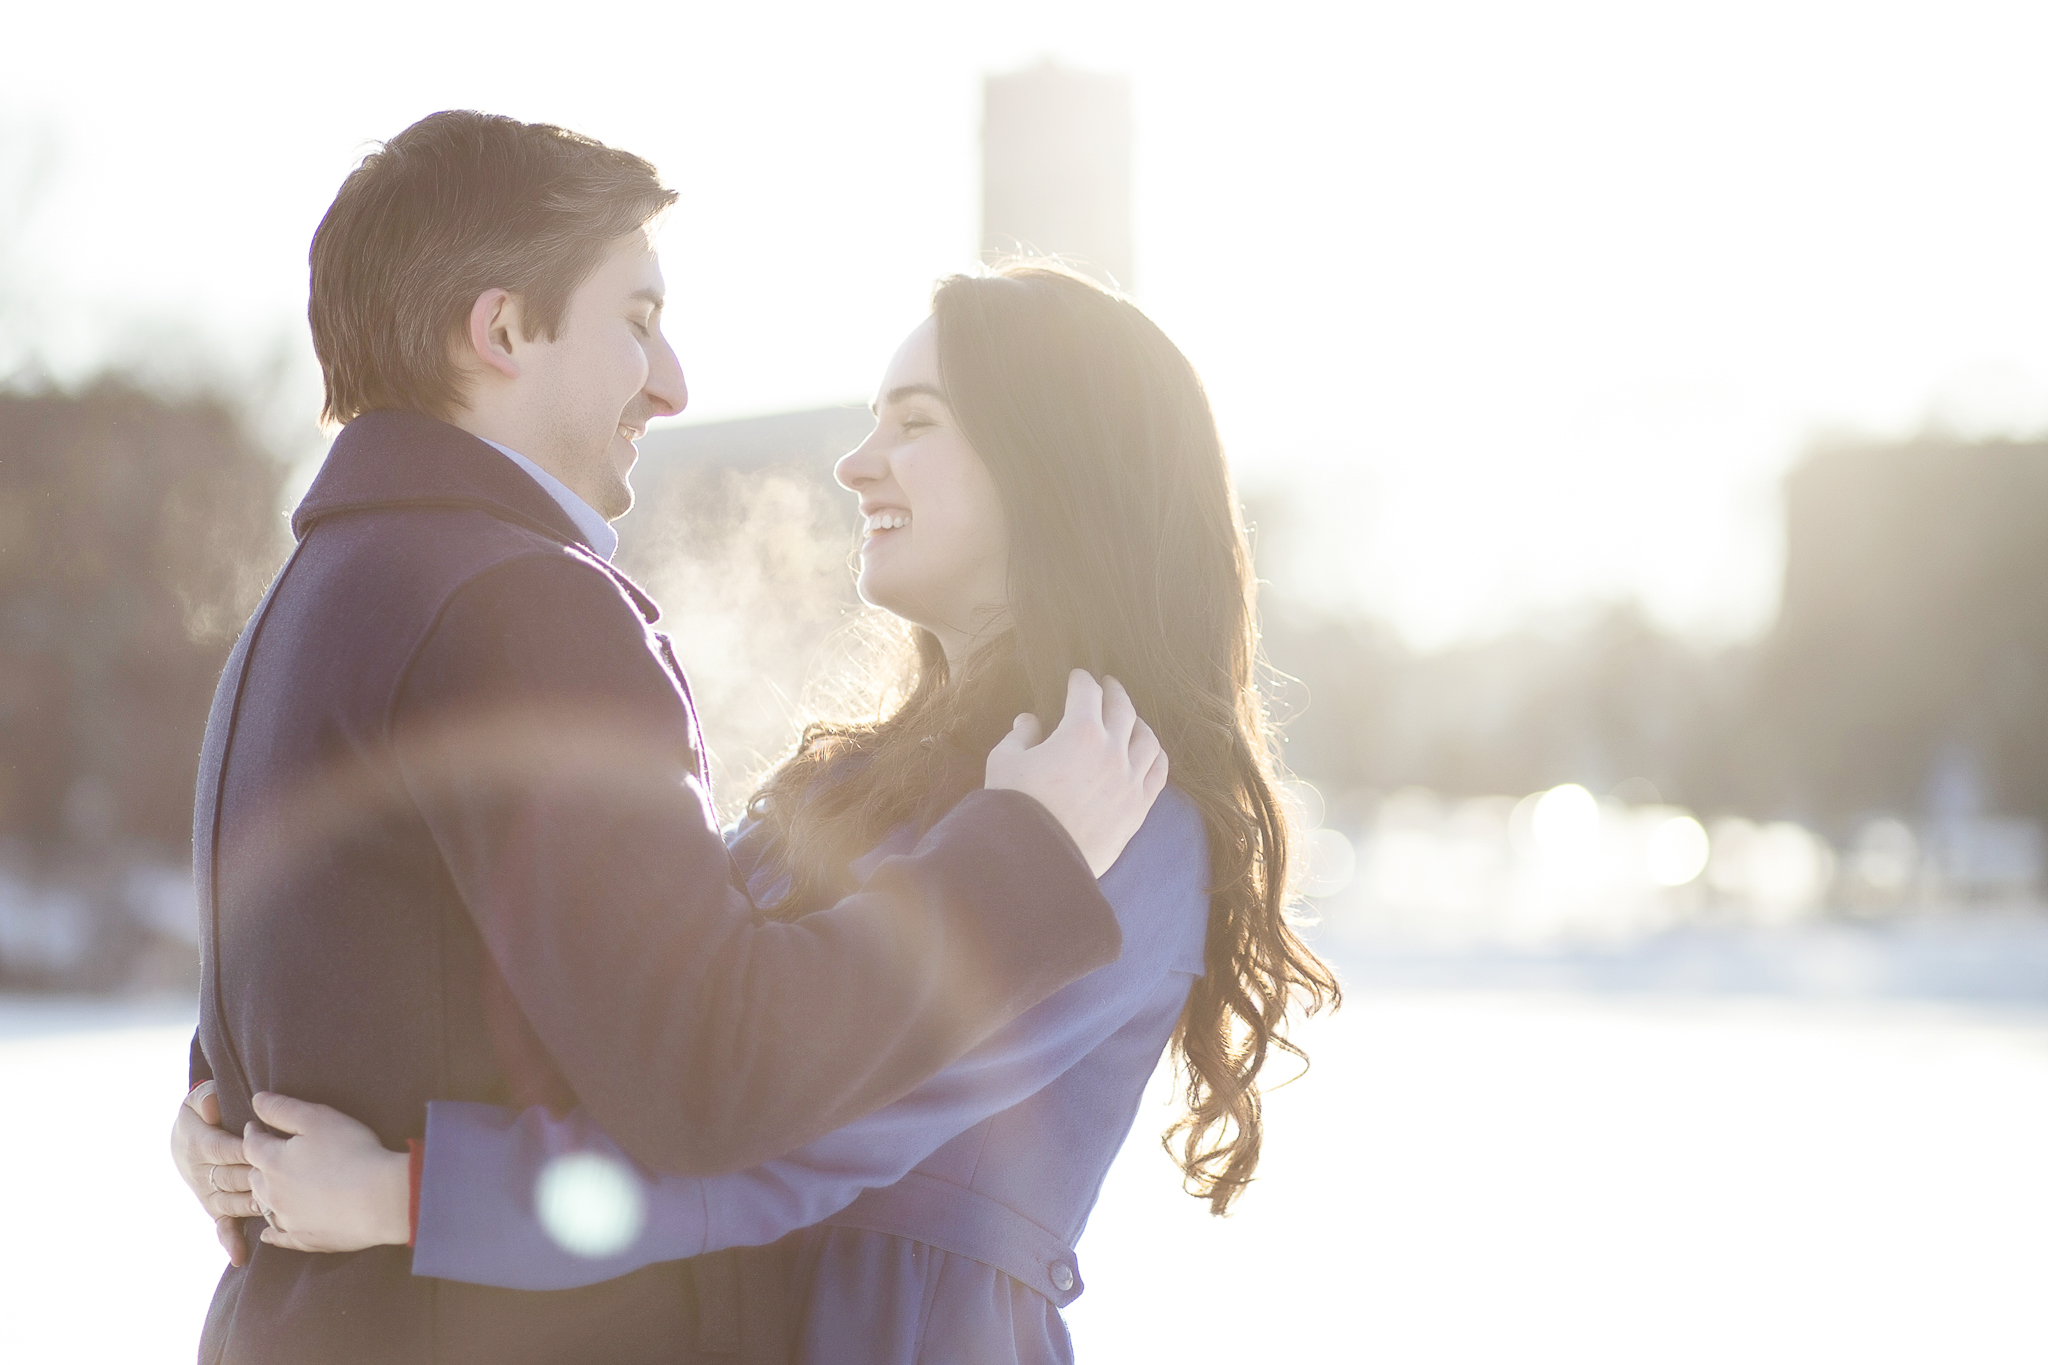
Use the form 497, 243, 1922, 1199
1301, 827, 1357, 899
1647, 815, 1710, 886
1531, 784, 1601, 859
535, 1151, 645, 1259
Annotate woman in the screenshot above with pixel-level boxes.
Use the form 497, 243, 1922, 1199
176, 263, 1338, 1362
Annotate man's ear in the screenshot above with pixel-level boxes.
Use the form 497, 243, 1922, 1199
465, 288, 523, 380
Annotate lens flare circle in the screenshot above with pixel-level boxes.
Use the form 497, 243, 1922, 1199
1301, 826, 1357, 898
1646, 815, 1710, 886
535, 1151, 646, 1259
1530, 784, 1600, 857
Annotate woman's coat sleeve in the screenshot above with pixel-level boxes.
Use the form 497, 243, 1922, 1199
411, 789, 1210, 1290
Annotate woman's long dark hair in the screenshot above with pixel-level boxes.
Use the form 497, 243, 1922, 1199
749, 263, 1340, 1214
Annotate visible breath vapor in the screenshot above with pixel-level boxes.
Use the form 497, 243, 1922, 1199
618, 463, 901, 820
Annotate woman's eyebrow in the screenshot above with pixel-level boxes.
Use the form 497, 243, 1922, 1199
872, 382, 950, 415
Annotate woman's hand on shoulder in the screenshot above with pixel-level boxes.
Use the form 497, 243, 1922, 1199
242, 1091, 412, 1254
171, 1080, 259, 1265
985, 670, 1169, 877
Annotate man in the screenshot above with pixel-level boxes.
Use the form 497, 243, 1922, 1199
181, 110, 1160, 1364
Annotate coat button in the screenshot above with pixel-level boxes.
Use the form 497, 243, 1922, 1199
1049, 1262, 1075, 1293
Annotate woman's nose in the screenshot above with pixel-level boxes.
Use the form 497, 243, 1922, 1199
834, 428, 884, 491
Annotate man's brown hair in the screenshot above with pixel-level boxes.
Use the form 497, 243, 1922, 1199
309, 110, 677, 424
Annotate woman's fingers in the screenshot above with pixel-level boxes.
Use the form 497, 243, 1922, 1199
247, 1161, 281, 1225
205, 1186, 262, 1220
258, 1224, 328, 1253
173, 1081, 252, 1238
185, 1080, 222, 1127
201, 1150, 261, 1218
250, 1091, 336, 1138
203, 1159, 261, 1219
192, 1123, 246, 1169
215, 1214, 248, 1267
175, 1084, 246, 1169
235, 1094, 415, 1252
243, 1119, 288, 1172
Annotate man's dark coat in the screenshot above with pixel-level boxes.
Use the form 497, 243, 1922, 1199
189, 411, 1120, 1364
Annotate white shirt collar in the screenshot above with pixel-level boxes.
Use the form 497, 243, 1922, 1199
479, 438, 620, 562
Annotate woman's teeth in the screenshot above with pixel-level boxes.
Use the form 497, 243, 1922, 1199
864, 511, 911, 535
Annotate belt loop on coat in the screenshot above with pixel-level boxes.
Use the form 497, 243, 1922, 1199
822, 1171, 1085, 1310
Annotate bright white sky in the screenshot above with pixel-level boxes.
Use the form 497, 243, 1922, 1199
10, 0, 2048, 648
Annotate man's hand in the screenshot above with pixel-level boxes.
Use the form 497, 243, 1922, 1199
171, 1080, 258, 1266
985, 670, 1169, 877
242, 1092, 412, 1254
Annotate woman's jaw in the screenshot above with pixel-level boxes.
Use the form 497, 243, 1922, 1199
855, 526, 1010, 674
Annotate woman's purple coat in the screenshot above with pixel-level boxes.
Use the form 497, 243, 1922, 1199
415, 788, 1211, 1364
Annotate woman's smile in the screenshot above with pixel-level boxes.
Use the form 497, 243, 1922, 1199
862, 508, 912, 537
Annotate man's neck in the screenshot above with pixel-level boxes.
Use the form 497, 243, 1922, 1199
474, 436, 620, 562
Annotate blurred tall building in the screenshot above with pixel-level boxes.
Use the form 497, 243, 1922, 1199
1749, 436, 2048, 831
981, 61, 1134, 290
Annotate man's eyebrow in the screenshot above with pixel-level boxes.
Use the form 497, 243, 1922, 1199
870, 382, 950, 415
629, 288, 664, 310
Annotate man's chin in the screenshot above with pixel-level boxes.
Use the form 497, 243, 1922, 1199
595, 480, 634, 522
599, 443, 638, 520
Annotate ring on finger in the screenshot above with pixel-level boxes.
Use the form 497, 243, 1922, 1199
206, 1164, 223, 1192
260, 1206, 280, 1229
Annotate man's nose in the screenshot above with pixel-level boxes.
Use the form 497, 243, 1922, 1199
646, 335, 687, 418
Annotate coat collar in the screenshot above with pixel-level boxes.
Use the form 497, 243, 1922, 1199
293, 409, 661, 624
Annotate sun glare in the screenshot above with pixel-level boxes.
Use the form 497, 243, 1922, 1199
534, 1151, 645, 1260
1646, 815, 1710, 887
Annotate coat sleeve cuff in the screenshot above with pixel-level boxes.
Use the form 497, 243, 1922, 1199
407, 1138, 424, 1247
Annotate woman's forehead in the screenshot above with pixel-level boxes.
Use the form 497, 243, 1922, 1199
878, 318, 940, 394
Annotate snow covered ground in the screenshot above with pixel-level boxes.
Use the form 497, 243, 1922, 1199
6, 985, 2046, 1363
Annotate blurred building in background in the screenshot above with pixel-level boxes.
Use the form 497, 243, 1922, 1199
0, 383, 289, 988
1275, 435, 2048, 982
4, 64, 2046, 998
981, 60, 1134, 290
1750, 435, 2048, 833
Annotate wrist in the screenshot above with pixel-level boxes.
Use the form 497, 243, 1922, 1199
373, 1146, 413, 1247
